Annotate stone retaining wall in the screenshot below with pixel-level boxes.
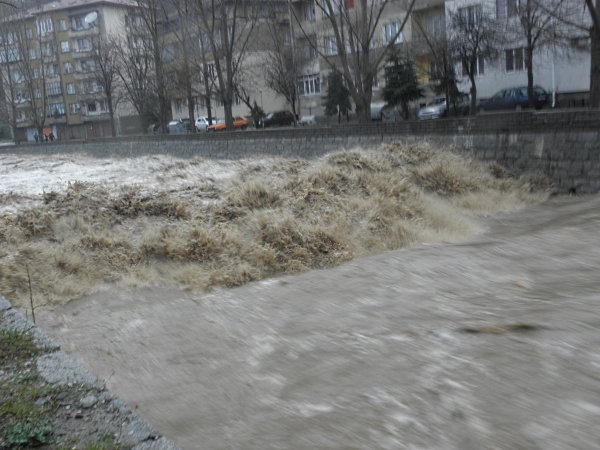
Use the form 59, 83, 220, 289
3, 110, 599, 194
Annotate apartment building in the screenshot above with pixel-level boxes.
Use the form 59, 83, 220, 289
0, 0, 136, 142
446, 0, 590, 106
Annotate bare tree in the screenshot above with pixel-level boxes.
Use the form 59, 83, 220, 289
130, 0, 172, 133
412, 10, 461, 113
447, 5, 503, 114
168, 0, 198, 127
260, 4, 308, 124
9, 4, 55, 139
89, 35, 124, 136
548, 0, 600, 107
191, 0, 259, 130
505, 0, 566, 109
116, 18, 160, 133
0, 5, 24, 143
293, 0, 417, 122
586, 0, 600, 106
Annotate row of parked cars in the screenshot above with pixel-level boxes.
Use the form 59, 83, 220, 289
417, 85, 550, 120
164, 110, 299, 134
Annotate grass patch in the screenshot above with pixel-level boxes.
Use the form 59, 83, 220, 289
0, 329, 54, 449
0, 329, 40, 363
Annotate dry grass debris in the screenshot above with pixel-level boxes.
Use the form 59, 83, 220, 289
0, 141, 555, 309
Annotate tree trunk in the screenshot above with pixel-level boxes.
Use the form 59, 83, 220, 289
12, 126, 19, 145
526, 44, 535, 109
108, 98, 116, 137
353, 95, 371, 122
469, 74, 477, 115
590, 25, 600, 108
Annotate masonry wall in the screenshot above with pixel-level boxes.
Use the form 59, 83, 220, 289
3, 110, 599, 194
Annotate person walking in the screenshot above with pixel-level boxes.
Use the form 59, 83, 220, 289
34, 133, 38, 143
49, 132, 55, 142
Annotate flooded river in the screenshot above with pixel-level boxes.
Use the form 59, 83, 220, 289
38, 195, 600, 449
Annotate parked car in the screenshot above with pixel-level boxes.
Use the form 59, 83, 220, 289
149, 123, 162, 134
207, 116, 248, 132
168, 119, 191, 134
418, 94, 470, 120
259, 110, 295, 128
299, 115, 316, 126
476, 86, 549, 113
195, 117, 223, 132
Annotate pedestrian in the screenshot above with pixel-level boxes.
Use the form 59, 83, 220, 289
34, 133, 38, 143
49, 132, 55, 142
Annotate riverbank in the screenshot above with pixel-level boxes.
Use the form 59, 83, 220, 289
0, 295, 180, 450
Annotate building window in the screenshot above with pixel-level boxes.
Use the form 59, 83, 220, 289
82, 81, 98, 93
323, 0, 339, 17
25, 28, 33, 39
76, 38, 91, 52
43, 42, 57, 56
28, 48, 36, 60
305, 3, 316, 21
459, 5, 482, 31
497, 0, 520, 19
47, 82, 62, 96
8, 48, 22, 62
79, 60, 94, 72
32, 68, 39, 79
52, 64, 60, 77
74, 16, 85, 30
233, 93, 241, 106
10, 70, 23, 83
298, 73, 321, 95
462, 55, 485, 76
429, 61, 441, 80
199, 96, 209, 110
505, 47, 524, 72
34, 88, 42, 98
50, 102, 65, 116
60, 41, 69, 52
10, 70, 24, 83
324, 36, 337, 55
7, 31, 20, 44
427, 14, 445, 37
64, 62, 73, 74
37, 18, 53, 36
57, 19, 67, 31
69, 103, 80, 114
217, 97, 224, 108
66, 82, 75, 94
87, 102, 97, 113
382, 22, 403, 45
175, 99, 183, 114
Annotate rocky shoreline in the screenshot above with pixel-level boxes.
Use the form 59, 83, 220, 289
0, 295, 180, 450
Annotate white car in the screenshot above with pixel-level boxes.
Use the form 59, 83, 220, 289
195, 117, 209, 132
195, 117, 223, 132
418, 95, 470, 120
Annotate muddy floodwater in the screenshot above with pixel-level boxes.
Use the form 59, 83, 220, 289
38, 195, 600, 450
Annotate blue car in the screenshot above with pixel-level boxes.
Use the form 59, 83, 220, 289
476, 86, 549, 113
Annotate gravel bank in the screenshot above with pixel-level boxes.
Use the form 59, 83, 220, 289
0, 295, 181, 450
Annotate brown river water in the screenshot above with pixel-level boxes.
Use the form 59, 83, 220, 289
38, 195, 600, 450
